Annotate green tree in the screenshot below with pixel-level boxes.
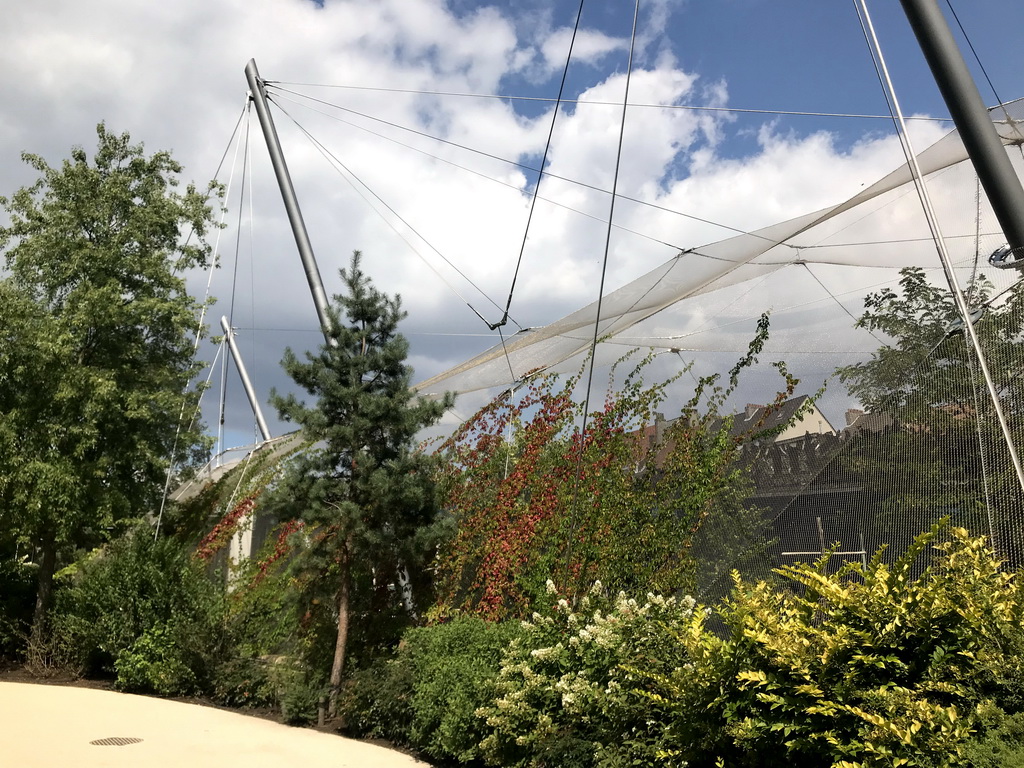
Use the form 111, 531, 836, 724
0, 125, 218, 641
268, 251, 453, 715
836, 266, 1024, 555
839, 266, 1024, 414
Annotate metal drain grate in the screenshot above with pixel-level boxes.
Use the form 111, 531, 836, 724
89, 737, 143, 746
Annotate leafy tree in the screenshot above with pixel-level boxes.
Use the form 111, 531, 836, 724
267, 251, 453, 715
0, 125, 218, 642
839, 266, 1024, 414
836, 266, 1024, 557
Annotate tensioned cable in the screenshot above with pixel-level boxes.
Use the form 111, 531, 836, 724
566, 0, 642, 573
966, 173, 983, 305
157, 100, 249, 538
648, 266, 943, 345
268, 84, 792, 247
219, 116, 253, 465
237, 326, 506, 338
193, 101, 250, 351
227, 117, 251, 329
168, 104, 251, 280
269, 87, 778, 264
268, 80, 952, 122
966, 334, 997, 545
944, 0, 1011, 124
271, 99, 511, 329
801, 261, 888, 347
491, 0, 586, 332
803, 231, 999, 249
855, 0, 1024, 500
155, 337, 227, 538
247, 115, 259, 445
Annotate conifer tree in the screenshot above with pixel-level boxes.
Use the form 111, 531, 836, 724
269, 251, 453, 714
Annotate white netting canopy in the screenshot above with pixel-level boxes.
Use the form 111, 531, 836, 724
415, 100, 1024, 400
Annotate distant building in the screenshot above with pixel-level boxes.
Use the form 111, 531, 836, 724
727, 394, 835, 443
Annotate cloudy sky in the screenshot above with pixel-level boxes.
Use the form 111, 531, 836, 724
2, 0, 1023, 457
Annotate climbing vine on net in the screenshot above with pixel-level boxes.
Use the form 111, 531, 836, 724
434, 314, 808, 620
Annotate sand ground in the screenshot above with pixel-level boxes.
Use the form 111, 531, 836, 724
0, 681, 428, 767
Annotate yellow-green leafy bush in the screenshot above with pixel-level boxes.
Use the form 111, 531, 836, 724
642, 524, 1024, 767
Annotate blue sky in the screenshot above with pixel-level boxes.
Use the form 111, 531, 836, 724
1, 0, 1023, 455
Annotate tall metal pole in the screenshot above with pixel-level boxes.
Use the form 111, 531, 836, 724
221, 316, 273, 444
899, 0, 1024, 260
244, 59, 335, 341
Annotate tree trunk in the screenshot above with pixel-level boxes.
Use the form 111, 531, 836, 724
327, 538, 352, 718
31, 533, 58, 646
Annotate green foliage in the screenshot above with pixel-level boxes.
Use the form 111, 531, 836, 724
209, 527, 307, 709
406, 615, 522, 763
340, 658, 417, 748
836, 266, 1024, 553
55, 527, 225, 694
0, 125, 220, 636
0, 558, 36, 659
446, 527, 1024, 768
114, 625, 198, 696
637, 524, 1024, 767
340, 613, 523, 763
436, 315, 797, 619
272, 662, 327, 725
838, 267, 1023, 414
478, 581, 699, 768
266, 250, 454, 706
962, 706, 1024, 768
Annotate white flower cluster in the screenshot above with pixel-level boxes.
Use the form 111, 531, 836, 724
478, 580, 701, 765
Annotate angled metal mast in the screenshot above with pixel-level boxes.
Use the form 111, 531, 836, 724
220, 316, 272, 444
899, 0, 1024, 264
245, 58, 335, 342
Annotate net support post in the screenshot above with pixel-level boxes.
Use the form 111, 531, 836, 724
221, 315, 273, 444
899, 0, 1024, 259
244, 58, 336, 344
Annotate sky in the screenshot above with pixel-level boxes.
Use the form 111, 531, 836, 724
2, 0, 1023, 460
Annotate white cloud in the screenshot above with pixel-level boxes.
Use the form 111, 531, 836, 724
0, 0, 961, 446
540, 27, 626, 72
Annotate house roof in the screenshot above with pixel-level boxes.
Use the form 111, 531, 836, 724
716, 394, 819, 440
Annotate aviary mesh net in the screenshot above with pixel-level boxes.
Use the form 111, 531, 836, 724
415, 100, 1024, 599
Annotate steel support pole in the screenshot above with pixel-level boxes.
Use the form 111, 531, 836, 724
244, 59, 335, 341
899, 0, 1024, 258
221, 316, 272, 444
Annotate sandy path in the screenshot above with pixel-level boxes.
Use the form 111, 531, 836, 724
0, 681, 428, 767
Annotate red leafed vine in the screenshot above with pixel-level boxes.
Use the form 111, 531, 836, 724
433, 317, 806, 621
195, 492, 262, 561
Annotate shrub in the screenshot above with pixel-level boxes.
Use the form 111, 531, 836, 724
114, 625, 198, 695
435, 320, 800, 620
340, 655, 416, 747
210, 536, 304, 708
272, 661, 327, 725
340, 613, 520, 762
478, 581, 698, 768
54, 526, 225, 693
962, 705, 1024, 768
407, 614, 522, 763
210, 657, 277, 709
0, 557, 36, 660
639, 524, 1024, 767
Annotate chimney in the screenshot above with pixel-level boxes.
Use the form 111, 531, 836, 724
845, 408, 864, 427
745, 404, 762, 419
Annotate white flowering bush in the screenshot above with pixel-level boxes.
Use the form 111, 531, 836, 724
477, 580, 699, 768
